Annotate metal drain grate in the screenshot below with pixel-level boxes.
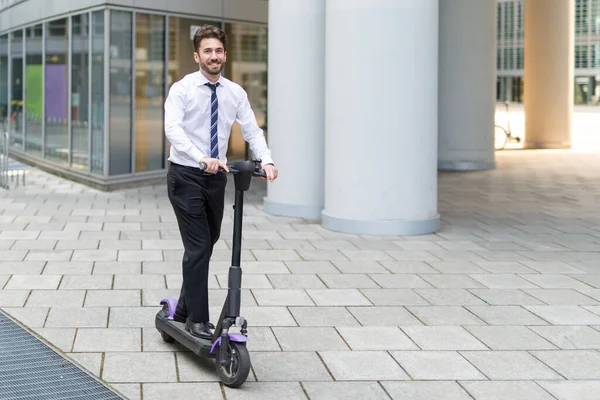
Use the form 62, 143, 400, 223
0, 310, 125, 400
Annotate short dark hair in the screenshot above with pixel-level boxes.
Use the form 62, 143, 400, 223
193, 25, 227, 53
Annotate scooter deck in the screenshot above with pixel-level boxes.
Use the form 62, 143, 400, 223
155, 309, 215, 358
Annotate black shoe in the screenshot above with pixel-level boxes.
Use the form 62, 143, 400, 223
174, 314, 215, 329
185, 319, 213, 339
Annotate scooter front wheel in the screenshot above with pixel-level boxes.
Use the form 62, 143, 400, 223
215, 341, 251, 388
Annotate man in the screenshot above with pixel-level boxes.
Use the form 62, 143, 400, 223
164, 25, 278, 339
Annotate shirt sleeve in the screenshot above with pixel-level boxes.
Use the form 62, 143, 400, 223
164, 82, 205, 164
236, 90, 274, 166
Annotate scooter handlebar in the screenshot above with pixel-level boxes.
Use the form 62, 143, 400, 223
198, 161, 267, 178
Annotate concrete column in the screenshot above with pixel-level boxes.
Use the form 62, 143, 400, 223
524, 0, 574, 149
262, 0, 325, 220
438, 0, 496, 171
321, 0, 440, 235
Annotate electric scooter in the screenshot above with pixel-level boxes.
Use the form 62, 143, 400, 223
155, 159, 266, 388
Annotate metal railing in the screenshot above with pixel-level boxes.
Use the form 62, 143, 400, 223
0, 118, 8, 189
1, 114, 26, 189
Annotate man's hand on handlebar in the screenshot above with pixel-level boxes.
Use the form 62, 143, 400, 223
262, 164, 278, 182
200, 157, 229, 174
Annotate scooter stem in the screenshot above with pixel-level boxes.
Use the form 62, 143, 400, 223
228, 189, 244, 317
212, 160, 259, 341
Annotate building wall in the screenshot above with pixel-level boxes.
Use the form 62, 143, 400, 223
0, 0, 268, 189
0, 0, 267, 28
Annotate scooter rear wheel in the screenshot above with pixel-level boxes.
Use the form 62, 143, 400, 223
159, 330, 175, 343
215, 341, 251, 388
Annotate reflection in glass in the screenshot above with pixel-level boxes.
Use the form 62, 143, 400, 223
72, 14, 90, 169
0, 34, 8, 123
135, 13, 165, 172
10, 30, 23, 148
167, 17, 217, 87
224, 23, 268, 160
167, 17, 219, 158
45, 18, 69, 164
25, 24, 43, 156
109, 10, 132, 175
91, 10, 105, 174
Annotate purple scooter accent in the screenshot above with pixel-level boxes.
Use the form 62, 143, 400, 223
159, 298, 178, 320
210, 333, 248, 353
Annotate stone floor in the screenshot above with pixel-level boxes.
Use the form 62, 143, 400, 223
1, 149, 600, 400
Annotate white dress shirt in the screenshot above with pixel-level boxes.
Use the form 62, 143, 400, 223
164, 71, 273, 168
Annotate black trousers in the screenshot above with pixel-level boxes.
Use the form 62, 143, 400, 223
167, 162, 227, 323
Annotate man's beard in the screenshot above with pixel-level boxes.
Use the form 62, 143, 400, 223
201, 60, 223, 76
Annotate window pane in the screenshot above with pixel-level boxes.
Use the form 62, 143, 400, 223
167, 17, 220, 159
135, 13, 164, 172
0, 34, 8, 122
167, 18, 219, 89
224, 22, 268, 160
10, 30, 23, 149
72, 14, 90, 170
91, 10, 105, 175
496, 3, 501, 40
25, 24, 43, 156
497, 47, 502, 70
109, 10, 132, 175
45, 18, 69, 164
594, 0, 600, 34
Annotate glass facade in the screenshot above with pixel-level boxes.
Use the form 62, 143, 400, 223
72, 14, 90, 170
0, 7, 268, 187
0, 34, 8, 124
498, 0, 600, 105
109, 10, 132, 176
25, 24, 42, 156
134, 13, 165, 173
224, 23, 268, 160
10, 30, 23, 148
166, 16, 220, 159
91, 10, 105, 175
45, 18, 69, 163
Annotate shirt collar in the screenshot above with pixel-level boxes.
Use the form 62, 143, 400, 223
195, 71, 225, 87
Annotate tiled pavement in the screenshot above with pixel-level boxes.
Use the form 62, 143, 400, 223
1, 149, 600, 399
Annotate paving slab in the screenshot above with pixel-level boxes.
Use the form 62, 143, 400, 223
319, 351, 410, 381
303, 382, 389, 400
530, 350, 600, 379
465, 326, 556, 350
391, 351, 487, 380
142, 383, 223, 400
382, 381, 472, 400
407, 305, 486, 325
459, 381, 557, 400
272, 327, 348, 351
102, 352, 178, 383
402, 326, 488, 350
3, 151, 600, 399
223, 382, 305, 400
537, 381, 600, 400
460, 351, 563, 380
250, 351, 332, 381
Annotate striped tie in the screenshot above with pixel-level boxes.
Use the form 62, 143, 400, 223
206, 82, 220, 159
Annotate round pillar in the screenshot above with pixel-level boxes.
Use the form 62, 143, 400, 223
438, 0, 497, 171
524, 0, 574, 149
321, 0, 440, 235
263, 0, 325, 219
